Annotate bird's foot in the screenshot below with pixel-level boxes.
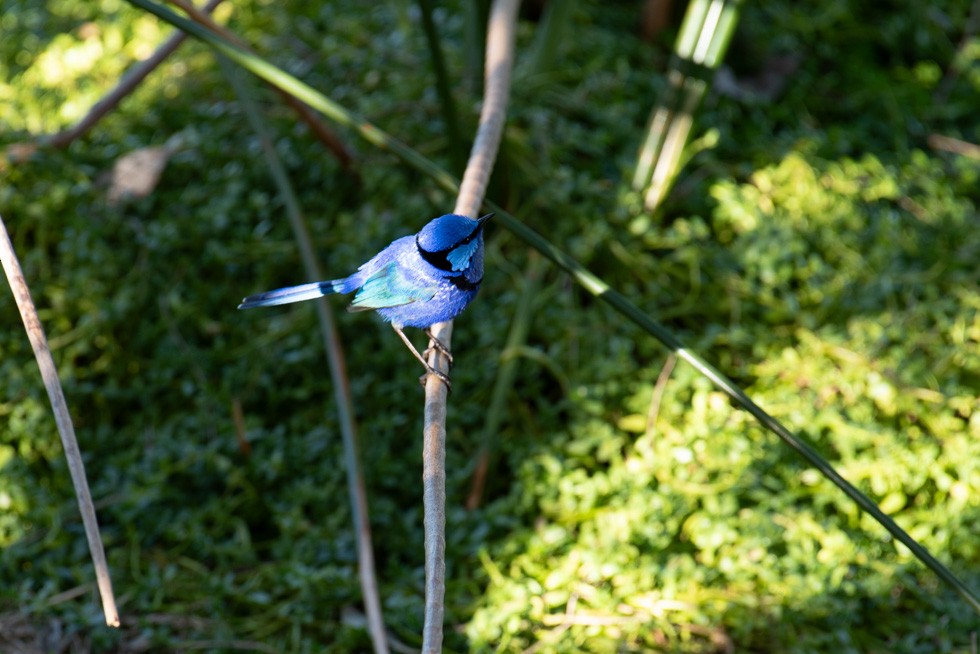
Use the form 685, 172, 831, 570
419, 366, 452, 392
391, 324, 451, 391
423, 330, 454, 365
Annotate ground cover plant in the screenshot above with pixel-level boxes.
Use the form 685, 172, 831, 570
1, 0, 978, 652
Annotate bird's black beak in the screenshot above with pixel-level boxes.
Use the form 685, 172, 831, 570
477, 212, 494, 227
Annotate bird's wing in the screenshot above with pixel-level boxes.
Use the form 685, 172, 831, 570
348, 262, 436, 312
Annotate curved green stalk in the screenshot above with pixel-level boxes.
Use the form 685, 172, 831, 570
219, 58, 389, 654
126, 0, 980, 615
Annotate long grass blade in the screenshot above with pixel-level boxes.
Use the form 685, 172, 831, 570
125, 0, 980, 615
464, 0, 491, 95
525, 0, 577, 75
484, 204, 980, 615
466, 0, 575, 509
220, 60, 389, 653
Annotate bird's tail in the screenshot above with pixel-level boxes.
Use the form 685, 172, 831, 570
238, 280, 340, 309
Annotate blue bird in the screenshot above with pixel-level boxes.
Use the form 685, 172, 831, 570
239, 213, 493, 387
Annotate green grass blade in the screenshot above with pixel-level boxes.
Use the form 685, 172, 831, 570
418, 0, 466, 175
218, 58, 390, 654
525, 0, 578, 75
485, 203, 980, 615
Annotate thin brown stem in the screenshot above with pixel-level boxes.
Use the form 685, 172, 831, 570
928, 133, 980, 160
420, 0, 521, 651
38, 0, 225, 150
645, 353, 677, 438
0, 216, 119, 627
222, 61, 388, 653
167, 0, 355, 172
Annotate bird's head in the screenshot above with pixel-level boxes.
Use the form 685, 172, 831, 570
416, 213, 493, 272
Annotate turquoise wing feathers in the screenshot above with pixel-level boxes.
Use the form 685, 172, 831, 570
348, 262, 436, 312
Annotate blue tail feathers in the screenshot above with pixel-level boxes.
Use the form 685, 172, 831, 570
238, 280, 338, 309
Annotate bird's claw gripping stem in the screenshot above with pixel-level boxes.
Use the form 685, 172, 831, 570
423, 330, 454, 365
393, 324, 452, 391
419, 367, 452, 392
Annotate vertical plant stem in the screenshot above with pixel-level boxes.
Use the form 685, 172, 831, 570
468, 0, 574, 510
463, 0, 491, 95
421, 0, 521, 650
645, 353, 676, 438
418, 0, 466, 174
222, 61, 389, 654
0, 216, 120, 627
466, 252, 541, 510
525, 0, 577, 75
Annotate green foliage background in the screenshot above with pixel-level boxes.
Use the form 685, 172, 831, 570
1, 0, 978, 651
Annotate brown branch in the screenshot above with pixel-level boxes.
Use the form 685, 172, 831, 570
167, 0, 356, 173
645, 353, 676, 437
38, 0, 226, 151
933, 0, 980, 103
420, 0, 521, 651
0, 215, 120, 627
928, 133, 980, 160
